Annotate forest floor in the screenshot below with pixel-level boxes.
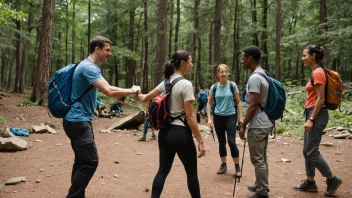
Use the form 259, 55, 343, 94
0, 91, 351, 198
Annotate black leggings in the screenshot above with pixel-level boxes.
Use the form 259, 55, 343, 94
152, 125, 200, 198
213, 114, 239, 158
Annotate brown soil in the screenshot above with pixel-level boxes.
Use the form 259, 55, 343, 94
0, 91, 351, 198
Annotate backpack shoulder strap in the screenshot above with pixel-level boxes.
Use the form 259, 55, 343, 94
251, 72, 270, 112
169, 77, 185, 91
72, 85, 94, 104
309, 66, 325, 87
229, 81, 235, 95
212, 82, 218, 104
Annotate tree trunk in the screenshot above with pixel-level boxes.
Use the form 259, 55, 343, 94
30, 0, 55, 105
7, 53, 15, 90
295, 50, 299, 79
155, 0, 167, 86
65, 0, 69, 65
13, 19, 21, 93
135, 12, 143, 52
72, 0, 76, 62
174, 0, 180, 52
275, 0, 281, 80
57, 32, 64, 70
261, 0, 268, 71
126, 10, 136, 88
194, 0, 200, 88
168, 0, 173, 59
214, 0, 222, 65
1, 52, 6, 87
88, 0, 91, 55
143, 0, 149, 92
209, 22, 213, 66
111, 11, 118, 87
251, 0, 259, 46
232, 0, 240, 82
20, 3, 34, 94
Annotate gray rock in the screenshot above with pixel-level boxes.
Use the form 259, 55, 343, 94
320, 142, 334, 147
336, 159, 344, 162
5, 176, 26, 185
45, 125, 57, 134
0, 128, 15, 138
281, 158, 291, 163
333, 133, 350, 139
35, 179, 41, 183
31, 126, 48, 133
0, 137, 28, 151
336, 127, 347, 131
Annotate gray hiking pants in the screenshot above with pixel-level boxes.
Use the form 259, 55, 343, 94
303, 108, 332, 177
247, 127, 272, 196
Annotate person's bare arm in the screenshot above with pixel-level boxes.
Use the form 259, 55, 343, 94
137, 87, 162, 103
93, 79, 137, 97
304, 84, 325, 132
206, 95, 214, 128
241, 92, 260, 128
184, 100, 206, 158
234, 92, 243, 124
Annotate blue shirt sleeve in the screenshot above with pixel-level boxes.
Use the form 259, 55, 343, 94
231, 81, 239, 93
81, 63, 104, 85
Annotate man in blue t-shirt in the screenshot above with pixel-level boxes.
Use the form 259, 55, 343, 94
63, 36, 141, 198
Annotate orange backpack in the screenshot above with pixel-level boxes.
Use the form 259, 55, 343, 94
310, 67, 343, 110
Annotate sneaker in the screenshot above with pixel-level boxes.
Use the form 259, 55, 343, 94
246, 194, 269, 198
294, 180, 318, 192
235, 166, 242, 178
324, 176, 342, 197
217, 163, 227, 174
248, 184, 270, 193
138, 136, 146, 141
150, 135, 157, 140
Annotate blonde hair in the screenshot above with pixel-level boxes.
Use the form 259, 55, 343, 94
215, 64, 229, 81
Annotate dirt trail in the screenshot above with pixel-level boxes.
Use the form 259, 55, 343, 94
0, 92, 351, 198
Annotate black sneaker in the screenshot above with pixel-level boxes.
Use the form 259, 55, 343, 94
294, 180, 318, 192
138, 136, 146, 141
150, 135, 157, 140
248, 184, 270, 193
234, 166, 242, 178
246, 193, 269, 198
217, 163, 227, 174
324, 176, 342, 197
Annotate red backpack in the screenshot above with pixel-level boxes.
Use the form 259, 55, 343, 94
147, 77, 185, 130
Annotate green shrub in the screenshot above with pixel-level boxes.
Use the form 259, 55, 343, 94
0, 116, 6, 125
18, 99, 38, 107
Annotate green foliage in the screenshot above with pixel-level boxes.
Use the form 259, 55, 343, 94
0, 2, 26, 26
0, 116, 6, 125
18, 99, 38, 107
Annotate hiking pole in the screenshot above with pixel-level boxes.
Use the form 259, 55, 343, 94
233, 138, 246, 197
210, 128, 215, 142
233, 176, 238, 197
238, 138, 246, 183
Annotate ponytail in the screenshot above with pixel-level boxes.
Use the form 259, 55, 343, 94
164, 50, 190, 79
305, 45, 325, 67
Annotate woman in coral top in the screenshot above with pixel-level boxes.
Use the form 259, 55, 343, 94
294, 45, 342, 197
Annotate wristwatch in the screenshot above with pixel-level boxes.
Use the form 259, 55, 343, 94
309, 118, 314, 122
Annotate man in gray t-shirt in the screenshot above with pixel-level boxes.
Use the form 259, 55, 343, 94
239, 46, 272, 198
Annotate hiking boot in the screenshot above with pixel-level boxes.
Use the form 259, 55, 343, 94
248, 184, 270, 193
138, 136, 146, 141
294, 180, 318, 192
217, 163, 227, 174
150, 135, 157, 140
234, 166, 242, 178
246, 193, 269, 198
324, 176, 342, 197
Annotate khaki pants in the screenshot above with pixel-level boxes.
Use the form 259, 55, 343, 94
247, 127, 272, 196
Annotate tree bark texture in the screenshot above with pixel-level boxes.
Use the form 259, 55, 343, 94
30, 0, 55, 105
275, 0, 281, 80
174, 0, 180, 52
126, 10, 136, 88
214, 0, 222, 65
155, 0, 167, 86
